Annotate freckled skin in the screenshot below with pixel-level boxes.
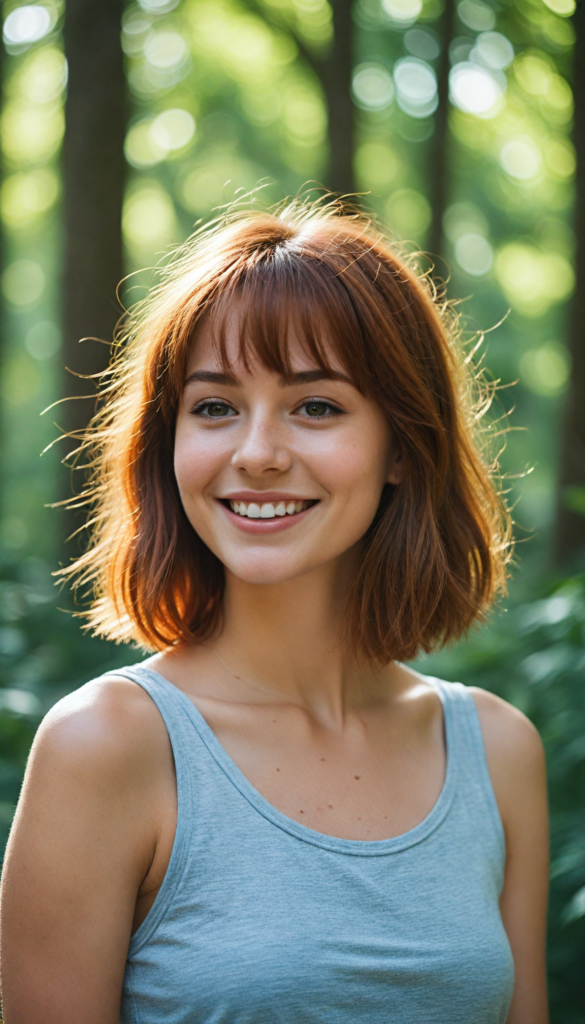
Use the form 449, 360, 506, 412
173, 320, 398, 590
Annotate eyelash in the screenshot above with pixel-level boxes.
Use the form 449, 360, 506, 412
190, 398, 237, 418
298, 398, 345, 419
190, 398, 345, 420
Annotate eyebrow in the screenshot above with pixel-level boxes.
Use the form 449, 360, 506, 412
184, 369, 354, 387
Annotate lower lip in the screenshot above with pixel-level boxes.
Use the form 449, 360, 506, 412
219, 502, 318, 534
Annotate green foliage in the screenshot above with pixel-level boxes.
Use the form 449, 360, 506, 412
0, 557, 138, 853
418, 574, 585, 1022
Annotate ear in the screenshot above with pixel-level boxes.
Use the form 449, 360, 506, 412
386, 448, 403, 486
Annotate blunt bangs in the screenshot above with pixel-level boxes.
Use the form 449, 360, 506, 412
60, 200, 513, 661
203, 246, 375, 395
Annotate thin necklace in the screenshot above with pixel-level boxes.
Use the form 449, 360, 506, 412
212, 646, 242, 681
211, 646, 285, 701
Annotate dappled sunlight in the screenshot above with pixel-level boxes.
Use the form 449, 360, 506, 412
1, 168, 60, 229
123, 180, 180, 251
495, 243, 574, 316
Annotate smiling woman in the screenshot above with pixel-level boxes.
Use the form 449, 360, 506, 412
0, 199, 549, 1024
57, 199, 508, 659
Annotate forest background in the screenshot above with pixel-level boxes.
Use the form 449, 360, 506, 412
0, 0, 583, 1017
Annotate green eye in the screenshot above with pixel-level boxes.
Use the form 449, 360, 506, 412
206, 402, 231, 417
305, 401, 329, 417
193, 400, 236, 418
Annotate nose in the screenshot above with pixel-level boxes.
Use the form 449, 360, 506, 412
231, 409, 292, 477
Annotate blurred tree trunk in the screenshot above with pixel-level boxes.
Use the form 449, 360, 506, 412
61, 0, 126, 556
320, 0, 355, 195
428, 0, 455, 265
248, 0, 356, 195
555, 1, 585, 567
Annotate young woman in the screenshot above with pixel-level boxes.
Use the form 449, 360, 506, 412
0, 203, 548, 1024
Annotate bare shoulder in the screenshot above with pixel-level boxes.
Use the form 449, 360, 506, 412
2, 678, 174, 1024
468, 687, 547, 834
28, 673, 171, 793
469, 686, 545, 769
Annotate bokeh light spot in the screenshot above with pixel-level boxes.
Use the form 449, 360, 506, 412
544, 75, 573, 119
1, 100, 64, 164
542, 0, 575, 15
3, 5, 52, 47
19, 47, 67, 103
125, 109, 195, 168
121, 15, 152, 56
138, 0, 179, 11
500, 138, 542, 181
394, 58, 438, 118
151, 109, 195, 152
545, 137, 576, 178
403, 28, 440, 61
123, 184, 177, 248
145, 30, 188, 70
450, 62, 503, 117
124, 119, 166, 168
1, 169, 60, 228
454, 233, 494, 275
386, 188, 432, 239
354, 142, 398, 189
495, 244, 574, 316
2, 260, 45, 307
283, 89, 326, 143
443, 201, 488, 241
382, 0, 422, 25
457, 0, 495, 31
352, 64, 394, 111
472, 32, 514, 70
520, 343, 569, 396
514, 53, 553, 96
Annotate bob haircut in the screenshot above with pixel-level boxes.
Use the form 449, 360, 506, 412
62, 199, 512, 664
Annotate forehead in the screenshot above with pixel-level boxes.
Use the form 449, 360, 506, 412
187, 303, 350, 379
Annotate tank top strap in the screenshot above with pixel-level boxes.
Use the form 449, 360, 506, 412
100, 662, 199, 952
429, 677, 505, 858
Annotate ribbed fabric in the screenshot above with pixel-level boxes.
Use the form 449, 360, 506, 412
107, 663, 514, 1023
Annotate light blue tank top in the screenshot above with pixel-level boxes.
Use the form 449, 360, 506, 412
111, 663, 514, 1023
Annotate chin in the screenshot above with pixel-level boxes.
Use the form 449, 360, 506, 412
223, 552, 321, 587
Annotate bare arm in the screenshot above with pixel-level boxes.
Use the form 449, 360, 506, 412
472, 688, 549, 1024
0, 678, 174, 1024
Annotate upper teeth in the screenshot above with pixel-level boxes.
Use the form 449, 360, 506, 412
229, 500, 310, 518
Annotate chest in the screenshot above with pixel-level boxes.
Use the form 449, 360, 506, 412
134, 696, 446, 932
192, 700, 446, 842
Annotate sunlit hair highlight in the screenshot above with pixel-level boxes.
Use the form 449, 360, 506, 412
59, 196, 513, 663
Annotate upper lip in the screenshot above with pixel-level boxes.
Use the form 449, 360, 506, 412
217, 492, 318, 502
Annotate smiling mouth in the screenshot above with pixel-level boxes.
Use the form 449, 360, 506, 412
222, 499, 317, 520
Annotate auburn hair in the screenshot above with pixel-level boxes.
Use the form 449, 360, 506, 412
60, 198, 512, 663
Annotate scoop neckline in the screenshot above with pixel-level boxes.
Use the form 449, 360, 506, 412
136, 664, 458, 858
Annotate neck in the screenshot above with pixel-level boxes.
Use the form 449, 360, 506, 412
213, 553, 389, 724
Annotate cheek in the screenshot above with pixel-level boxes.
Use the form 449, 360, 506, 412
173, 424, 225, 500
305, 420, 391, 498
